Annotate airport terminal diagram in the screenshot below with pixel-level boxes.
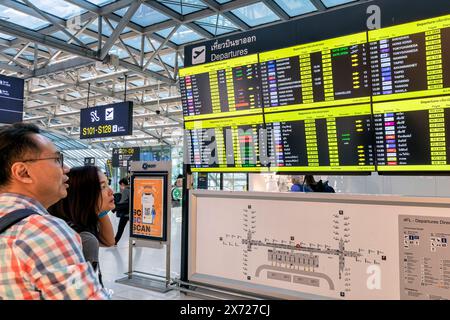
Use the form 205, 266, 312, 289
191, 194, 409, 299
218, 205, 387, 299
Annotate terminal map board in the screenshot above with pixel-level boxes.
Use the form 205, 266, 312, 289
263, 105, 375, 172
374, 96, 450, 172
259, 32, 371, 113
369, 15, 450, 101
184, 115, 268, 172
179, 55, 262, 121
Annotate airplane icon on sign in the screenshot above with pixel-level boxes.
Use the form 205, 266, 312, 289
194, 48, 205, 59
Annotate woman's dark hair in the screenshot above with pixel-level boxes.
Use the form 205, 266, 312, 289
119, 177, 129, 186
303, 175, 316, 187
0, 123, 41, 186
48, 166, 102, 236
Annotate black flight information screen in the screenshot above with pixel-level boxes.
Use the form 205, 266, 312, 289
262, 105, 375, 172
259, 32, 371, 113
374, 96, 450, 172
0, 75, 24, 124
369, 15, 450, 101
179, 55, 262, 121
184, 115, 268, 172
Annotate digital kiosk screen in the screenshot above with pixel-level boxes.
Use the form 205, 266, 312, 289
374, 96, 450, 172
179, 55, 262, 121
184, 115, 268, 172
259, 32, 371, 113
369, 14, 450, 102
0, 75, 24, 124
263, 104, 375, 172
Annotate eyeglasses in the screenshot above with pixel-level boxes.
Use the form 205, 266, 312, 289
21, 152, 64, 168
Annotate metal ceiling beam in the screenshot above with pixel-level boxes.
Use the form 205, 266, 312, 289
21, 0, 87, 48
261, 0, 290, 21
0, 62, 32, 75
0, 19, 97, 58
100, 1, 140, 59
309, 0, 327, 11
63, 0, 100, 13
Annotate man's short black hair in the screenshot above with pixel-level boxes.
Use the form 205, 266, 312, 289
119, 177, 129, 186
0, 122, 42, 186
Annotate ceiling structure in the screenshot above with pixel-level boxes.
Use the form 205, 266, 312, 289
0, 0, 365, 162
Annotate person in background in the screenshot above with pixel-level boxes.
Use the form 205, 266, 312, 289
290, 175, 312, 192
0, 123, 108, 300
303, 174, 335, 193
113, 177, 130, 245
48, 166, 115, 285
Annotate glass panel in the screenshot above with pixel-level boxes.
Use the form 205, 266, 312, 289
123, 36, 163, 52
274, 0, 317, 17
27, 0, 86, 19
215, 0, 232, 3
156, 25, 203, 45
231, 2, 280, 27
115, 4, 169, 27
0, 4, 50, 30
195, 14, 238, 35
109, 45, 129, 59
157, 0, 207, 15
147, 63, 164, 72
321, 0, 357, 8
85, 0, 116, 6
159, 52, 183, 68
51, 31, 97, 45
88, 18, 131, 36
0, 32, 15, 40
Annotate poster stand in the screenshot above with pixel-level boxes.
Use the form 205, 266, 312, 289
115, 161, 172, 293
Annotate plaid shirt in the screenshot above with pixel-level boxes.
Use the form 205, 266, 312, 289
0, 193, 110, 300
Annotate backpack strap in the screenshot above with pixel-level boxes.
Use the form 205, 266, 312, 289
0, 209, 38, 234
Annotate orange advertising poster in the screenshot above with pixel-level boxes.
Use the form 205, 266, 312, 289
131, 176, 165, 239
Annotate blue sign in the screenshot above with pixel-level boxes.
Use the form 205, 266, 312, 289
0, 75, 24, 124
80, 101, 133, 139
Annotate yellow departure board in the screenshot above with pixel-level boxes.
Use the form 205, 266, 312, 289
179, 55, 263, 121
259, 32, 371, 113
369, 14, 450, 101
374, 96, 450, 171
185, 115, 268, 172
263, 105, 375, 172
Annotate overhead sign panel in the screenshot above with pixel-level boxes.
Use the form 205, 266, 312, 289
0, 75, 24, 124
80, 101, 133, 139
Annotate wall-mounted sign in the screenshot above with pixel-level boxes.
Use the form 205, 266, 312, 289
0, 75, 24, 124
80, 101, 133, 139
105, 159, 113, 178
112, 147, 140, 168
84, 157, 96, 166
131, 176, 167, 241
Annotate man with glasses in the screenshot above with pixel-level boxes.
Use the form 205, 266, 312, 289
0, 123, 109, 299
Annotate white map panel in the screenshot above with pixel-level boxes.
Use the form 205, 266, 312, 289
189, 191, 450, 299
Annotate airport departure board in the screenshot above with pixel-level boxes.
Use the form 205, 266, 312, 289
181, 13, 450, 175
369, 15, 450, 101
262, 105, 375, 172
184, 115, 268, 172
179, 55, 262, 121
259, 32, 371, 113
374, 96, 450, 171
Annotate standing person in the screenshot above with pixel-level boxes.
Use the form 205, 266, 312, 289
113, 177, 130, 245
303, 174, 335, 193
0, 123, 109, 300
48, 166, 115, 284
290, 175, 312, 192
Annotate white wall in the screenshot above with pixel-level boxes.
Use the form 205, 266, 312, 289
249, 173, 450, 197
